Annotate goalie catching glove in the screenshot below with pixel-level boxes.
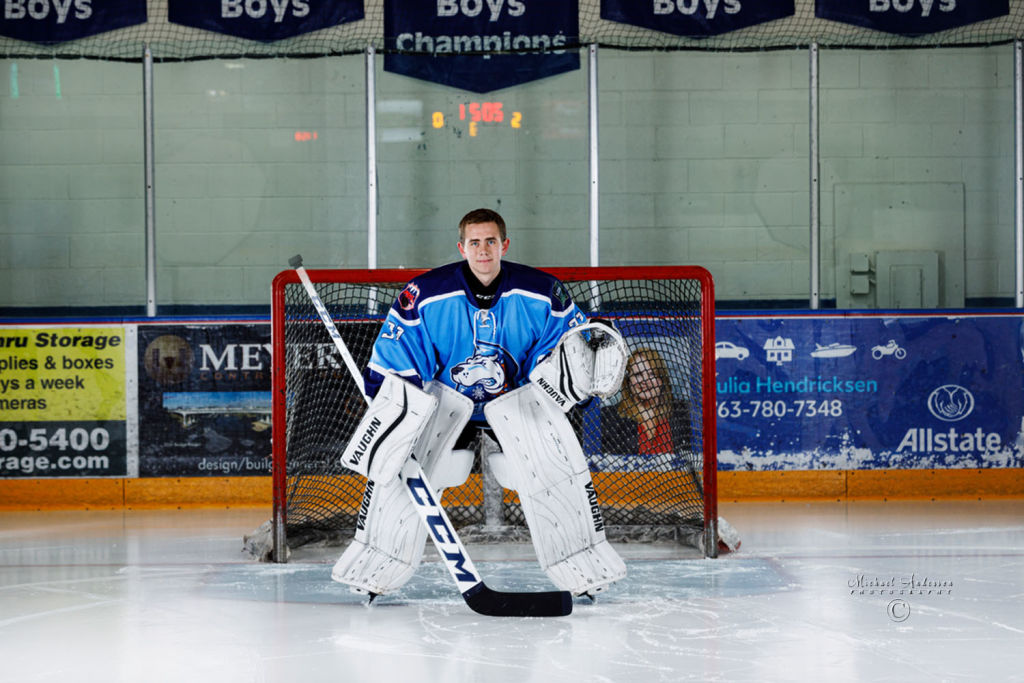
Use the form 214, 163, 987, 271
339, 372, 439, 482
528, 318, 628, 413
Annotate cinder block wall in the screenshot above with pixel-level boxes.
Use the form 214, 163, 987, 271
598, 47, 1013, 303
0, 45, 1014, 308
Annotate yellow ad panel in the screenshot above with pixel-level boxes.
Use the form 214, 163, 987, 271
0, 328, 126, 421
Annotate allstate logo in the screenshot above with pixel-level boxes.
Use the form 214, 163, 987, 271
927, 385, 975, 422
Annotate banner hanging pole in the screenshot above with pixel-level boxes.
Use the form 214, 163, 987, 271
1015, 40, 1023, 308
589, 43, 599, 269
143, 44, 157, 317
809, 42, 820, 311
366, 45, 378, 270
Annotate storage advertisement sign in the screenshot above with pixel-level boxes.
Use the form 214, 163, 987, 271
0, 328, 127, 477
715, 315, 1024, 470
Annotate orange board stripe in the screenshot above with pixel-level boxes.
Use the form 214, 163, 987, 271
1, 469, 1022, 510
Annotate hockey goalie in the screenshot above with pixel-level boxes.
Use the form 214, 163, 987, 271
330, 208, 630, 599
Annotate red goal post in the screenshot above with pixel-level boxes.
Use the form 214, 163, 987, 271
270, 265, 718, 560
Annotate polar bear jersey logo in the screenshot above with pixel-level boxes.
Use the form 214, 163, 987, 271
452, 354, 506, 394
450, 340, 519, 401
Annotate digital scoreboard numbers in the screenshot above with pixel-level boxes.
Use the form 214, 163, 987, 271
431, 101, 523, 137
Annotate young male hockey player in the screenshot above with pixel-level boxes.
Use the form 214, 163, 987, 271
332, 208, 629, 599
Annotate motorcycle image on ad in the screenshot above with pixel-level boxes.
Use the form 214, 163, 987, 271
872, 339, 907, 360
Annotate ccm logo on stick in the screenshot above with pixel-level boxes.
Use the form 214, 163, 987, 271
407, 476, 478, 583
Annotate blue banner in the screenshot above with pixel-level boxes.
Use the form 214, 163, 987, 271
601, 0, 794, 37
168, 0, 363, 42
714, 314, 1024, 470
815, 0, 1009, 36
0, 0, 146, 44
384, 0, 579, 93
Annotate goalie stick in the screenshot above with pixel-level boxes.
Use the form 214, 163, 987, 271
287, 255, 573, 618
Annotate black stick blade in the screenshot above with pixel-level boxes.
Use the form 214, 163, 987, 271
463, 583, 573, 617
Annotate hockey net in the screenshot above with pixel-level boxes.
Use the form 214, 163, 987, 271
263, 266, 717, 561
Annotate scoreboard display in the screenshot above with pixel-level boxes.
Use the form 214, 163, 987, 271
431, 101, 523, 137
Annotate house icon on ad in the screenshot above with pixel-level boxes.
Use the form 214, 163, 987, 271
763, 336, 795, 365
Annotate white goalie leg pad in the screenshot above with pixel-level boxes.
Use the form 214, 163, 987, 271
331, 475, 424, 595
339, 372, 438, 482
332, 382, 473, 595
485, 450, 515, 490
484, 384, 627, 595
528, 321, 628, 412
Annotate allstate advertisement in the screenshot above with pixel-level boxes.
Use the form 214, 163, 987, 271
715, 314, 1024, 470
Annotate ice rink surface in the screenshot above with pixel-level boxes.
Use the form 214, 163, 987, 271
1, 500, 1022, 683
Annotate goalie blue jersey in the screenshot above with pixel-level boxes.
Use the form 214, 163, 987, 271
364, 260, 586, 422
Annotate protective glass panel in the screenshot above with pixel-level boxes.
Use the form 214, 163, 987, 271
822, 46, 1014, 310
375, 54, 590, 270
599, 49, 811, 307
154, 56, 367, 307
0, 60, 143, 309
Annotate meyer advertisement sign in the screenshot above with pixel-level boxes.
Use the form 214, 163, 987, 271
714, 314, 1024, 470
384, 0, 579, 93
601, 0, 794, 38
0, 327, 128, 477
815, 0, 1009, 36
137, 325, 271, 477
168, 0, 364, 42
0, 0, 146, 43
